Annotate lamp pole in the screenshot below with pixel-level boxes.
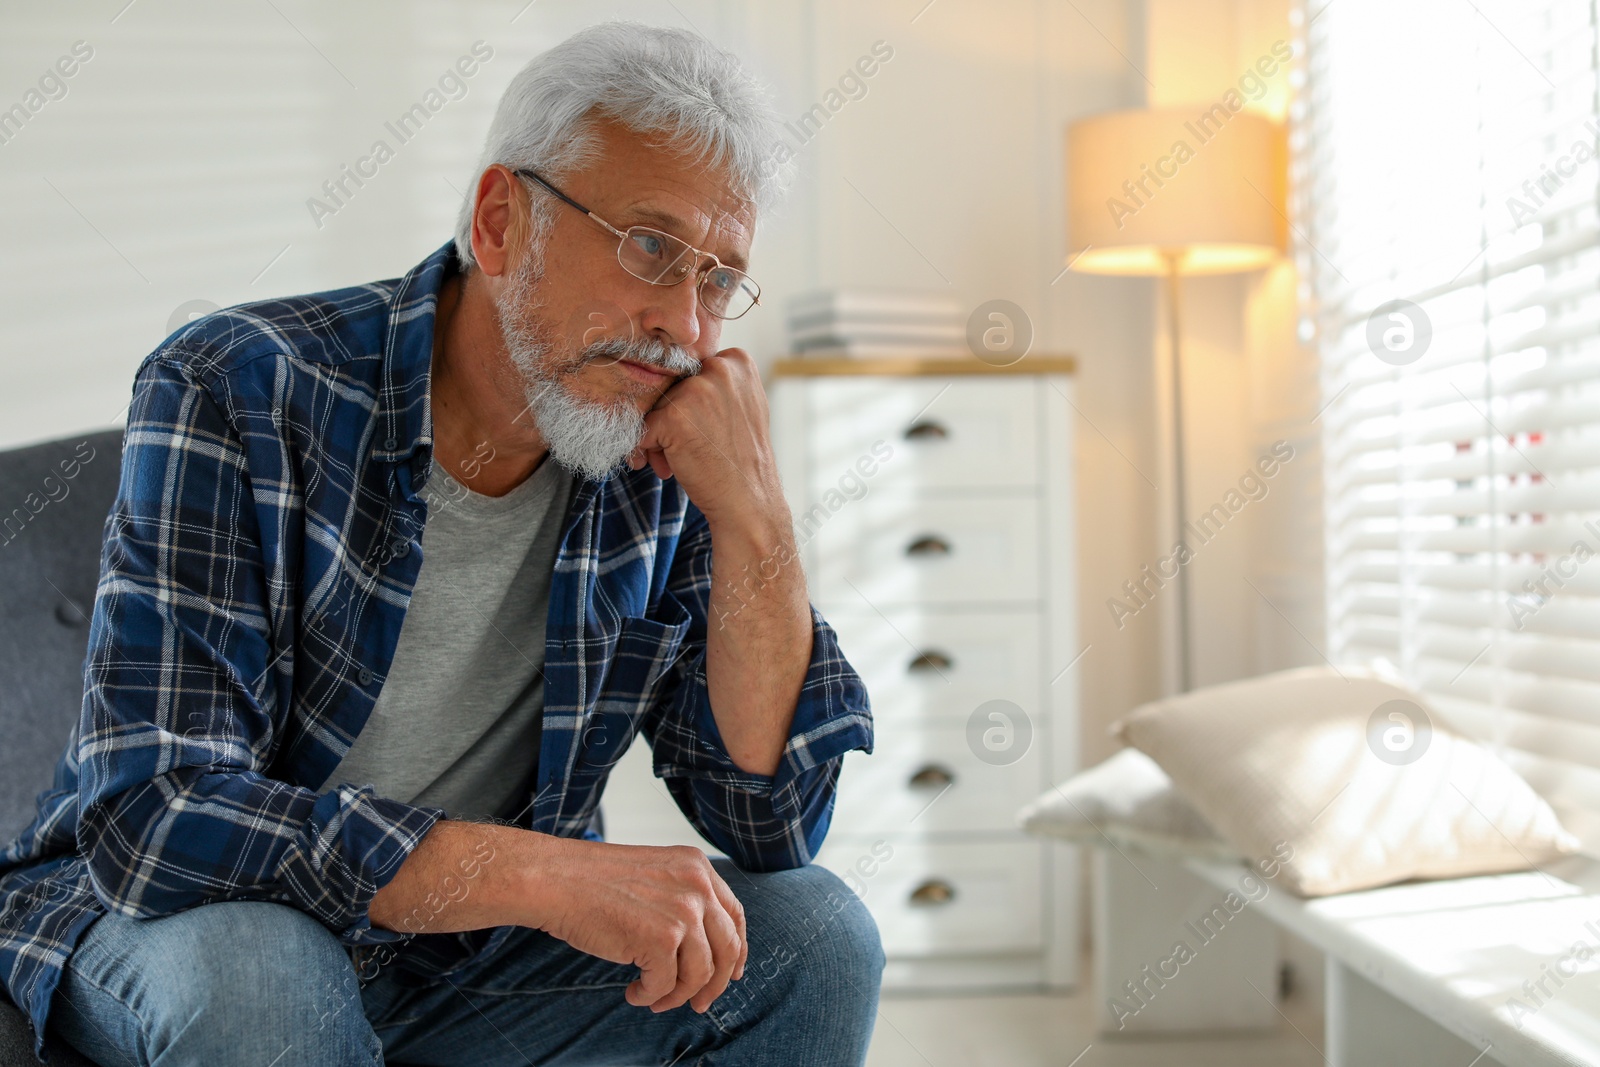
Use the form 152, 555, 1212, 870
1162, 248, 1193, 694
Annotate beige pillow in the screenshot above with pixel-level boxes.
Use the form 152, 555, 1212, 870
1112, 666, 1578, 896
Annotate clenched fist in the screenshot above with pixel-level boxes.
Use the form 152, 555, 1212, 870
627, 347, 788, 535
530, 838, 748, 1014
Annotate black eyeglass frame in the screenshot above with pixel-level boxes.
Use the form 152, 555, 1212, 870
511, 167, 762, 321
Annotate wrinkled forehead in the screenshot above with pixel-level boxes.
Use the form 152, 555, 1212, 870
630, 196, 755, 261
584, 117, 759, 261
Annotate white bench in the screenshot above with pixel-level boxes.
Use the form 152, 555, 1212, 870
1185, 853, 1600, 1067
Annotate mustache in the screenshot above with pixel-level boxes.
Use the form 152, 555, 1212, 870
580, 335, 701, 377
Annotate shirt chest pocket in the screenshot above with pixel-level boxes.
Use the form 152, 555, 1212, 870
607, 595, 695, 700
577, 598, 695, 773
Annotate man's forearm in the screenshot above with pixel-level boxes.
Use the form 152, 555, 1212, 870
369, 819, 547, 935
704, 511, 812, 777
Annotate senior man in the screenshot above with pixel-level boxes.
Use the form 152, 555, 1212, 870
0, 21, 880, 1067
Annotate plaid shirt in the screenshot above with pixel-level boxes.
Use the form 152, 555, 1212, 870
0, 239, 872, 1056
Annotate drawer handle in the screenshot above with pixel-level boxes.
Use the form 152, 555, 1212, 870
908, 650, 953, 673
909, 879, 957, 907
903, 419, 949, 441
905, 535, 952, 558
908, 764, 955, 789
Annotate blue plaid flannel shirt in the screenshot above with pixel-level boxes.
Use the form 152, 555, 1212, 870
0, 239, 873, 1056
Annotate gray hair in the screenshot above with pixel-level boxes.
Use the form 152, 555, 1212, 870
453, 22, 791, 270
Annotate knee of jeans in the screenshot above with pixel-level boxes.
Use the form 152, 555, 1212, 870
803, 865, 885, 983
747, 864, 885, 991
142, 901, 373, 1052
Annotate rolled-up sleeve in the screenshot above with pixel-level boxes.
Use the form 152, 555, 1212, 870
76, 355, 442, 944
644, 502, 873, 871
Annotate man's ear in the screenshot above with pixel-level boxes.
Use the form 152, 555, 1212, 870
471, 164, 525, 279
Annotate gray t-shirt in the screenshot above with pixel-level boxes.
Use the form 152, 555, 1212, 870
328, 455, 573, 823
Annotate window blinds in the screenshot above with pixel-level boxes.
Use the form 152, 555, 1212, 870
1303, 0, 1600, 848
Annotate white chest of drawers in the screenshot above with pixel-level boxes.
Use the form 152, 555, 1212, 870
770, 357, 1081, 993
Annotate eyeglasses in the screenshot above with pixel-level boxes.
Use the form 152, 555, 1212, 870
513, 168, 761, 321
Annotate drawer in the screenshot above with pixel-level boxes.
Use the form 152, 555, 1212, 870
804, 378, 1040, 492
816, 839, 1043, 957
808, 493, 1040, 606
819, 608, 1042, 723
833, 717, 1046, 833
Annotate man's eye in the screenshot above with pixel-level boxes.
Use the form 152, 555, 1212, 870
707, 269, 737, 292
631, 232, 666, 258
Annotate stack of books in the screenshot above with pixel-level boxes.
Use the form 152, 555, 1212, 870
787, 289, 965, 358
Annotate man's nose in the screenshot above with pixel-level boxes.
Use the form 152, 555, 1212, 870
638, 270, 704, 350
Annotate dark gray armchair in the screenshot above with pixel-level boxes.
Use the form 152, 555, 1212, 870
0, 431, 122, 1067
0, 431, 455, 1067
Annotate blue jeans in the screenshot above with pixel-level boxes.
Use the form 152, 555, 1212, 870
48, 859, 883, 1066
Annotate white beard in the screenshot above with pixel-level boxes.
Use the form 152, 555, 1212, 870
493, 246, 699, 481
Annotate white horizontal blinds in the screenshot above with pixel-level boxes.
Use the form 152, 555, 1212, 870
1304, 0, 1600, 847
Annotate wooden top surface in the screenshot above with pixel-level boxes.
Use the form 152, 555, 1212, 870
770, 354, 1078, 378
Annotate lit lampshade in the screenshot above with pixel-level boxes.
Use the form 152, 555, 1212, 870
1065, 107, 1287, 276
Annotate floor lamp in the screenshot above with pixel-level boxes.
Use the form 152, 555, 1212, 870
1064, 107, 1286, 693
